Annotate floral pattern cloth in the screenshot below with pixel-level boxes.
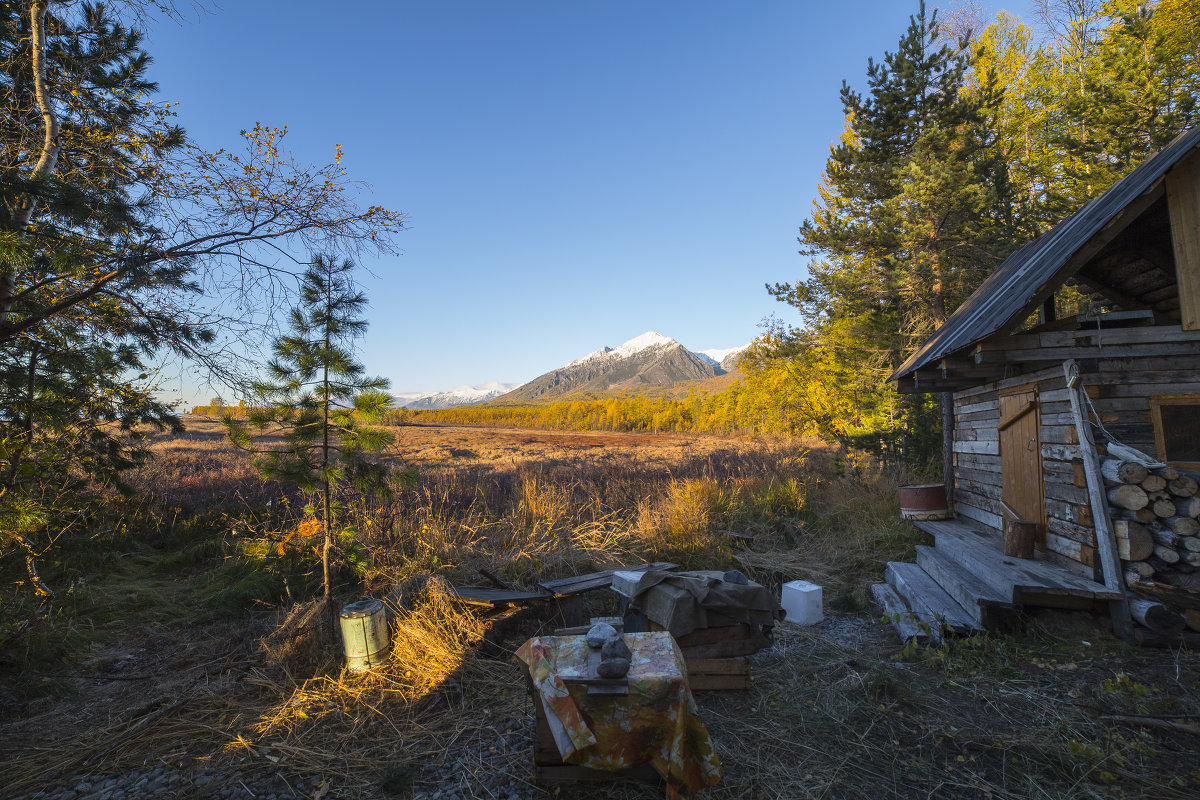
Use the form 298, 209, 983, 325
516, 630, 722, 797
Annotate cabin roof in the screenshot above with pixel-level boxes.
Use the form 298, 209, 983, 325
892, 124, 1200, 386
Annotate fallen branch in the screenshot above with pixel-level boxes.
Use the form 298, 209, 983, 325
1102, 715, 1200, 737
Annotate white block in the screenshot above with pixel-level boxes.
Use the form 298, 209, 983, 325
781, 580, 823, 626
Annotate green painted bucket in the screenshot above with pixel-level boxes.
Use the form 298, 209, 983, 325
339, 598, 390, 672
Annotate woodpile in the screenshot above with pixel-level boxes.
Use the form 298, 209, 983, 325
1108, 459, 1200, 589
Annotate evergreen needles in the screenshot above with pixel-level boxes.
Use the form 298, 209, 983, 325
225, 255, 409, 598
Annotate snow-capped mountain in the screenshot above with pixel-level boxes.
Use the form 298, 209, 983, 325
697, 343, 751, 372
499, 331, 731, 403
394, 381, 519, 410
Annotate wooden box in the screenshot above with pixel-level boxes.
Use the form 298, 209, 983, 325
529, 678, 660, 785
646, 621, 769, 691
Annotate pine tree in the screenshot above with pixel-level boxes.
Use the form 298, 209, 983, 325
0, 2, 403, 601
0, 1, 190, 598
226, 255, 402, 599
1061, 1, 1200, 197
762, 1, 1013, 460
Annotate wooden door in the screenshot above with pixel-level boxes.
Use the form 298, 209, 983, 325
999, 387, 1045, 551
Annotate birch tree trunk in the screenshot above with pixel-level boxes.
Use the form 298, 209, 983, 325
1, 1, 61, 327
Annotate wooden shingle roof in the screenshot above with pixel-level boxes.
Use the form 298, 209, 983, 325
892, 124, 1200, 384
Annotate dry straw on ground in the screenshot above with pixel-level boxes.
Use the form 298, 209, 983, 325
3, 421, 1198, 798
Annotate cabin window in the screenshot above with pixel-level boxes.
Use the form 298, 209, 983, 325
1150, 396, 1200, 468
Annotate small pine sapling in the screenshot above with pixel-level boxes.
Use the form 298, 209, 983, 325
226, 255, 409, 599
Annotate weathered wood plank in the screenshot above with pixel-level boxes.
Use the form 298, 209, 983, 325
1047, 516, 1097, 545
448, 587, 551, 606
954, 439, 1000, 455
1064, 359, 1132, 635
687, 674, 751, 691
686, 657, 750, 676
956, 467, 1003, 486
1042, 443, 1082, 461
915, 545, 1014, 628
955, 497, 1003, 531
954, 452, 1002, 470
871, 583, 929, 644
1045, 497, 1093, 526
538, 562, 678, 597
957, 399, 1000, 416
886, 561, 980, 634
1044, 480, 1090, 506
1006, 342, 1200, 362
1046, 531, 1096, 569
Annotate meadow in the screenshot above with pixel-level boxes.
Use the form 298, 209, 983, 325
1, 419, 1198, 799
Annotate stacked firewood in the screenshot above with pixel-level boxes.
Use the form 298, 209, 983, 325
1104, 459, 1200, 588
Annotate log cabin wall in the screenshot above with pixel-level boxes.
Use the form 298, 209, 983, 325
950, 325, 1200, 582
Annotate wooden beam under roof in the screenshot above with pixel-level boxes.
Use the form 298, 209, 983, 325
1167, 148, 1200, 330
1072, 274, 1149, 314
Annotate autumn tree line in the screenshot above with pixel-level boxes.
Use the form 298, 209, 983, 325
395, 1, 1200, 461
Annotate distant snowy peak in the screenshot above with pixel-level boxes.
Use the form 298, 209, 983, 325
394, 381, 519, 410
568, 331, 677, 367
614, 331, 677, 357
699, 345, 748, 364
696, 343, 751, 371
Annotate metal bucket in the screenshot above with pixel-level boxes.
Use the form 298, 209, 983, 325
339, 598, 390, 672
898, 484, 950, 521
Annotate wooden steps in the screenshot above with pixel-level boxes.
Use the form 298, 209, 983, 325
870, 583, 930, 644
914, 519, 1121, 605
874, 516, 1121, 644
915, 545, 1015, 628
885, 561, 982, 637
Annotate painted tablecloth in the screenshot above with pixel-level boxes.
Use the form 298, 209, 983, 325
516, 630, 721, 796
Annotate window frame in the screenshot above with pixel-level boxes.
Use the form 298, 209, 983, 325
1150, 395, 1200, 469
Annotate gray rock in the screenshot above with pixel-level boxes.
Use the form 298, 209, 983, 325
600, 635, 631, 661
585, 622, 618, 648
723, 569, 750, 584
596, 657, 630, 678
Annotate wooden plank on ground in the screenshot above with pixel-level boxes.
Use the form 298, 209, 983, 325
538, 562, 678, 597
535, 763, 661, 784
447, 587, 551, 607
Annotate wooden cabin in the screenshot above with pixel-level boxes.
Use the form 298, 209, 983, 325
874, 125, 1200, 642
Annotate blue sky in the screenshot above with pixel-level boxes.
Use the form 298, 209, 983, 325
145, 1, 1017, 400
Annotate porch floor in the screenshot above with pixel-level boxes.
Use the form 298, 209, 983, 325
874, 516, 1120, 643
913, 517, 1121, 606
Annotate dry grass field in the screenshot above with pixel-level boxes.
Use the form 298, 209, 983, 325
2, 418, 1199, 799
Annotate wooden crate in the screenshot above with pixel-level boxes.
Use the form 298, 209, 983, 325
646, 621, 768, 691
